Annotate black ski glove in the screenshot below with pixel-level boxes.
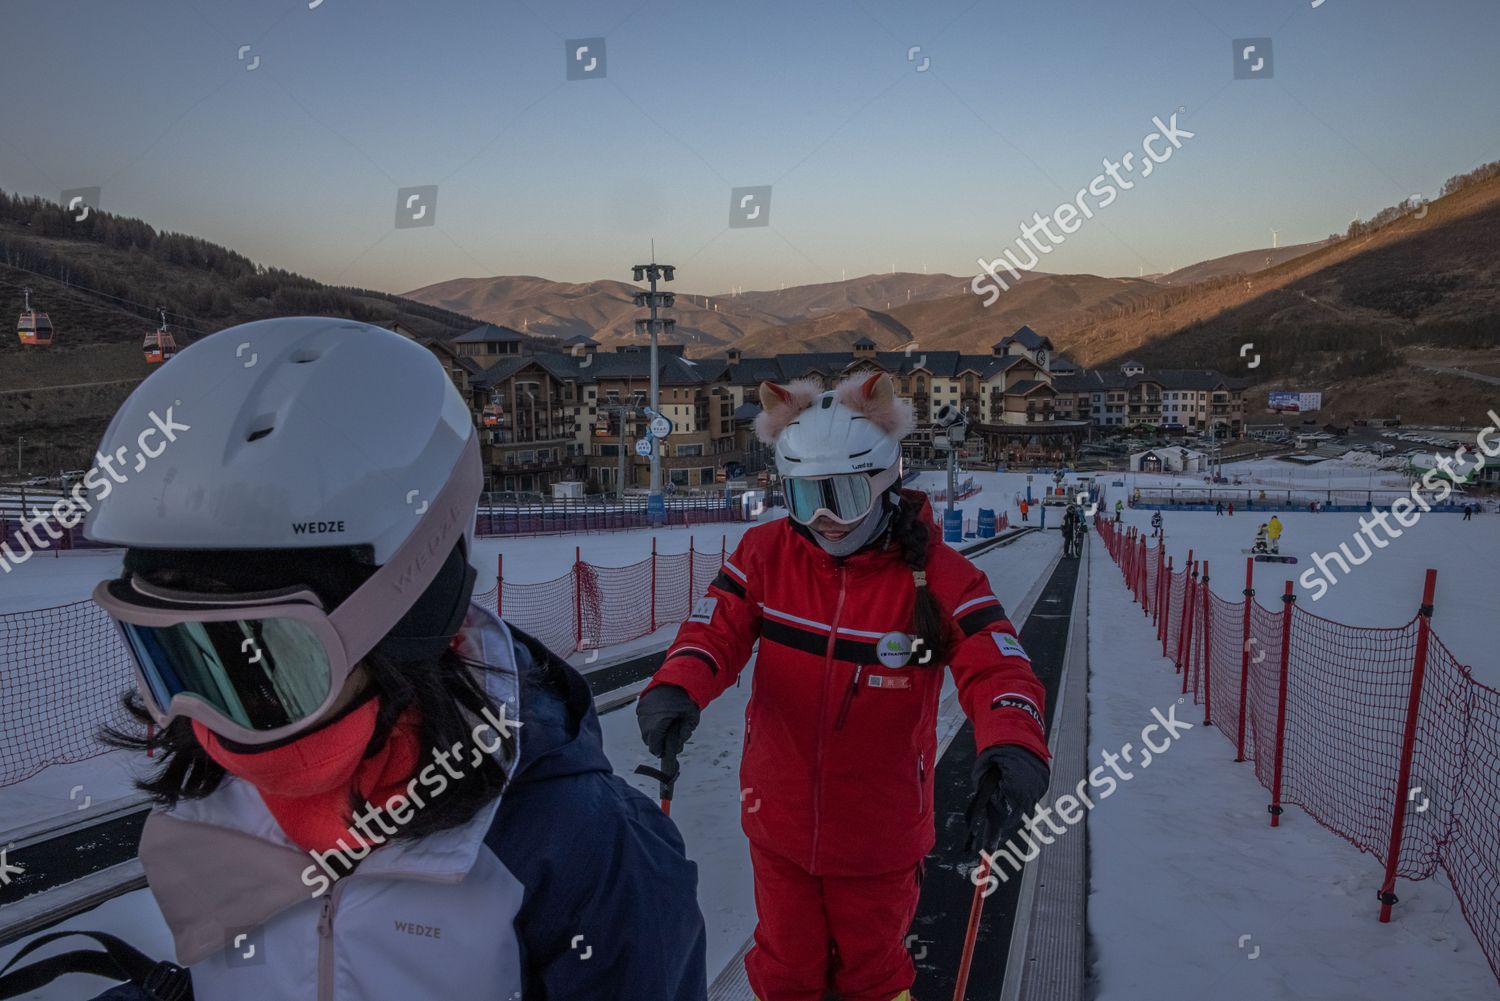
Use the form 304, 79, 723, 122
636, 684, 701, 759
964, 744, 1051, 853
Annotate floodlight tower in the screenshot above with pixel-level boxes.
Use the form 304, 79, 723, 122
631, 260, 676, 523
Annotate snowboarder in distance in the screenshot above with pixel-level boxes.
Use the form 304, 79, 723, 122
636, 374, 1051, 1001
1252, 523, 1271, 555
76, 319, 707, 1001
1114, 498, 1124, 523
1150, 511, 1163, 538
1463, 502, 1474, 521
1267, 514, 1284, 554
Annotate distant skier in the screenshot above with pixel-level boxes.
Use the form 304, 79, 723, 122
1215, 500, 1224, 516
637, 374, 1050, 1001
1252, 523, 1271, 555
1228, 501, 1235, 516
1463, 503, 1474, 521
1114, 498, 1124, 523
1063, 501, 1084, 558
1150, 511, 1163, 538
1019, 497, 1030, 523
1267, 514, 1284, 554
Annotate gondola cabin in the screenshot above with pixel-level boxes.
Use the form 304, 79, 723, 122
143, 309, 179, 365
16, 288, 53, 346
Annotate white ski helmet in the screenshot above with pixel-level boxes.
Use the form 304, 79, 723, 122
755, 373, 914, 554
85, 317, 482, 675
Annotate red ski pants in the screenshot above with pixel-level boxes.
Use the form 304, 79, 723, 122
745, 842, 922, 1001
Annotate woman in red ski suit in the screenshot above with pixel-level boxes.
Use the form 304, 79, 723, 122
637, 374, 1051, 1001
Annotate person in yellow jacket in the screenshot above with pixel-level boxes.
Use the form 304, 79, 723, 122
1267, 515, 1283, 554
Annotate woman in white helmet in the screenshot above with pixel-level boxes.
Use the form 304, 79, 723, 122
636, 373, 1051, 1001
66, 318, 706, 1001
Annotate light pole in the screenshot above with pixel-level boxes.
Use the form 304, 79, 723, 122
16, 436, 25, 474
631, 260, 676, 523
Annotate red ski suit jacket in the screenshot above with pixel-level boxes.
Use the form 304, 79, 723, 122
646, 500, 1048, 876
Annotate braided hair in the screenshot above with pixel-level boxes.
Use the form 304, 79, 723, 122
889, 489, 949, 663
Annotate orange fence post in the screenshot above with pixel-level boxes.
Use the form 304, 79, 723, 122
1200, 561, 1213, 724
574, 545, 583, 653
1180, 562, 1198, 693
1161, 556, 1173, 658
1175, 549, 1194, 669
497, 554, 504, 617
1378, 569, 1438, 922
650, 536, 658, 633
1138, 535, 1149, 613
1269, 580, 1296, 827
1235, 557, 1255, 761
688, 534, 695, 600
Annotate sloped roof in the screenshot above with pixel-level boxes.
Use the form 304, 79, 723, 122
1007, 379, 1055, 397
724, 350, 1023, 385
454, 323, 527, 343
996, 325, 1052, 351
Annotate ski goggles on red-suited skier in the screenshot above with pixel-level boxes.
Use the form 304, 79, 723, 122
784, 473, 879, 526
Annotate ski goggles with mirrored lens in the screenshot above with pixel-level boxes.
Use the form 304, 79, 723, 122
94, 577, 359, 745
784, 473, 876, 526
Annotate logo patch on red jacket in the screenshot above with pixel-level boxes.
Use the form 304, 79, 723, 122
867, 673, 912, 690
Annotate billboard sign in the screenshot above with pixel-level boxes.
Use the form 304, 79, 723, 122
1268, 391, 1322, 413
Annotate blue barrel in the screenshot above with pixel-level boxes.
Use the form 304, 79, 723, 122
977, 508, 997, 538
943, 508, 963, 544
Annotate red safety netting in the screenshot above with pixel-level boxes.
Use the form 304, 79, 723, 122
489, 538, 726, 654
0, 600, 142, 786
1093, 517, 1500, 982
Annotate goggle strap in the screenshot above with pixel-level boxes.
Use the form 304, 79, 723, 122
327, 432, 482, 667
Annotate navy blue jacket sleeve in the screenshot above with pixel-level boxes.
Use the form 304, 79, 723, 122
492, 771, 708, 1001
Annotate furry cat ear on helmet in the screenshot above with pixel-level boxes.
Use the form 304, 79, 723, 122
755, 378, 823, 445
754, 373, 913, 446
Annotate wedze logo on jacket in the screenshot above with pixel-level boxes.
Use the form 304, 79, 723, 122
647, 501, 1048, 877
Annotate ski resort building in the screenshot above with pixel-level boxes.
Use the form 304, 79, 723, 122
415, 323, 1247, 494
1052, 363, 1248, 436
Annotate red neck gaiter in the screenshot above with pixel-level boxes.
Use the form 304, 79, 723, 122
193, 701, 423, 854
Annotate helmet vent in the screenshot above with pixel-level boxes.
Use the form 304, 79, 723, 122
291, 348, 322, 364
246, 414, 277, 443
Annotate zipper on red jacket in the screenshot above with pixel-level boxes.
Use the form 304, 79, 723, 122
810, 562, 848, 869
834, 664, 863, 731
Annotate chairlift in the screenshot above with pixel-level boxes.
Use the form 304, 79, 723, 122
16, 287, 54, 346
143, 307, 179, 364
482, 403, 503, 428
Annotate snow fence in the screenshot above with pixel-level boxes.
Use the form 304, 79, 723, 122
1095, 516, 1500, 985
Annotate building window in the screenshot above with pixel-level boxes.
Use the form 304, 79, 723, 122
676, 443, 705, 457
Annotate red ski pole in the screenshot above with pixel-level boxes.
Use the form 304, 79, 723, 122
951, 854, 991, 1001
